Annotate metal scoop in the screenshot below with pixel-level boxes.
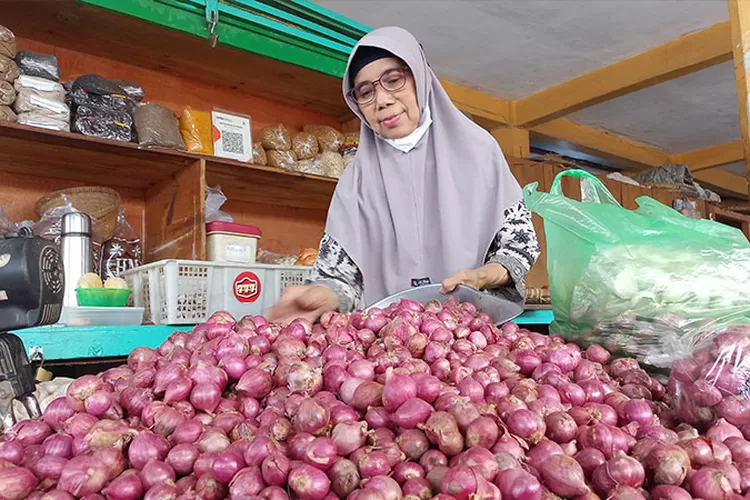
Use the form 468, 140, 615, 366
365, 284, 523, 325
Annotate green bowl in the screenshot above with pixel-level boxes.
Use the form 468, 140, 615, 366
76, 288, 132, 307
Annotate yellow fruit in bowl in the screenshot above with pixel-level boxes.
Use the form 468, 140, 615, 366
77, 272, 103, 289
104, 277, 129, 290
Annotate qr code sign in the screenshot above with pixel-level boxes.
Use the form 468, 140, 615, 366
222, 131, 245, 155
212, 110, 252, 162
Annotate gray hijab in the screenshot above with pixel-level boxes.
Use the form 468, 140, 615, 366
326, 26, 523, 306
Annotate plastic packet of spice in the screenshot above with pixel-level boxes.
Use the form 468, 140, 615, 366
252, 142, 267, 165
111, 80, 145, 102
267, 150, 297, 169
16, 111, 70, 132
304, 124, 344, 152
293, 157, 325, 176
320, 151, 346, 178
0, 105, 17, 123
15, 50, 60, 82
70, 89, 132, 113
180, 106, 213, 155
292, 132, 319, 160
0, 80, 14, 106
73, 108, 133, 142
14, 75, 66, 98
13, 90, 70, 121
0, 55, 19, 82
0, 25, 16, 59
133, 102, 185, 150
259, 123, 291, 151
101, 211, 142, 280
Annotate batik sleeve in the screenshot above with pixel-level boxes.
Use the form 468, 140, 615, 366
306, 232, 364, 313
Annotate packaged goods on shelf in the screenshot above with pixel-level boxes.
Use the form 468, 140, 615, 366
205, 185, 233, 223
14, 74, 66, 98
111, 79, 145, 101
72, 105, 133, 142
206, 221, 262, 264
0, 80, 14, 106
304, 123, 344, 152
13, 87, 69, 115
70, 88, 133, 113
179, 106, 213, 155
295, 247, 318, 266
211, 109, 252, 162
0, 24, 16, 59
0, 54, 19, 82
101, 211, 142, 280
252, 141, 267, 165
267, 149, 297, 169
293, 156, 325, 176
15, 50, 60, 82
0, 105, 16, 122
16, 110, 69, 132
340, 131, 359, 166
259, 123, 291, 151
256, 248, 299, 266
320, 150, 346, 178
292, 131, 319, 159
133, 102, 185, 150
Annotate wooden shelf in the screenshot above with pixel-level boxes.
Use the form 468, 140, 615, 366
0, 122, 338, 210
2, 0, 350, 117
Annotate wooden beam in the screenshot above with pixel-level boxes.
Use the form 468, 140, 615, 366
729, 0, 750, 198
515, 22, 732, 127
441, 81, 512, 128
670, 140, 744, 172
492, 127, 530, 158
530, 119, 670, 169
693, 168, 749, 196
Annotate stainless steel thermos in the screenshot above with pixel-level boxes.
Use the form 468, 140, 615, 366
60, 212, 92, 307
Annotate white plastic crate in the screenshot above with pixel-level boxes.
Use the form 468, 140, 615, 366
122, 260, 312, 325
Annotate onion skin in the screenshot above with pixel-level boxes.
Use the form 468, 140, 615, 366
494, 468, 542, 500
591, 452, 645, 494
645, 444, 691, 486
538, 455, 589, 497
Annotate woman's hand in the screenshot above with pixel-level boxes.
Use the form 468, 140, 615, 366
266, 285, 339, 326
441, 263, 511, 293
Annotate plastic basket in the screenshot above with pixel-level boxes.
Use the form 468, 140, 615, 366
121, 259, 312, 325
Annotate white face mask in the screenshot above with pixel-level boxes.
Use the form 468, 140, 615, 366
382, 105, 433, 153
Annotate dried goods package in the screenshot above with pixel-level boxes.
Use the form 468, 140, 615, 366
14, 75, 66, 99
259, 123, 291, 151
73, 106, 133, 142
292, 132, 319, 160
112, 80, 145, 102
267, 149, 297, 169
0, 105, 16, 122
133, 102, 185, 150
0, 80, 14, 106
101, 211, 142, 280
17, 111, 69, 132
293, 157, 325, 176
15, 50, 60, 82
179, 106, 213, 155
0, 54, 19, 82
304, 124, 344, 152
13, 88, 70, 121
320, 151, 346, 178
0, 25, 16, 59
252, 142, 267, 165
70, 74, 136, 113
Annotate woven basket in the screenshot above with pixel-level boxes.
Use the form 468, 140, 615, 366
35, 186, 121, 240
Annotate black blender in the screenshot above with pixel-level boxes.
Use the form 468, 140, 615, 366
0, 224, 65, 431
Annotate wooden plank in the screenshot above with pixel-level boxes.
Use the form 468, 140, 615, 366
531, 119, 670, 170
729, 0, 750, 197
671, 140, 744, 172
692, 169, 749, 196
620, 184, 652, 210
441, 81, 512, 127
2, 0, 349, 116
515, 22, 732, 127
144, 160, 206, 262
205, 158, 336, 211
0, 122, 193, 189
596, 175, 623, 205
492, 128, 530, 159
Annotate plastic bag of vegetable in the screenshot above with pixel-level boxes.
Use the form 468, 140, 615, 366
523, 168, 750, 369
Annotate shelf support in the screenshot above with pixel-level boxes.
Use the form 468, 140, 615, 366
729, 0, 750, 200
492, 127, 530, 159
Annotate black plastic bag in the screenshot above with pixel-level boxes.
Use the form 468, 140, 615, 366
15, 50, 60, 82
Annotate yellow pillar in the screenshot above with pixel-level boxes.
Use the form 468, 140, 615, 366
492, 127, 530, 159
728, 0, 750, 199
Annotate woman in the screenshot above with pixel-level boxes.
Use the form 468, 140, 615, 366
268, 26, 540, 324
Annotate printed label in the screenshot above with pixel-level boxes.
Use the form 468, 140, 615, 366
224, 243, 252, 263
411, 277, 431, 287
233, 271, 262, 303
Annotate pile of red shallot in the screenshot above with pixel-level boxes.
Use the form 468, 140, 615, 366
668, 327, 750, 431
0, 297, 749, 500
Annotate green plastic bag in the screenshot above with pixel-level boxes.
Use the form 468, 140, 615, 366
523, 169, 750, 368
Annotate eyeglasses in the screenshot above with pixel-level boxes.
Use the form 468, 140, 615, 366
348, 67, 410, 105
